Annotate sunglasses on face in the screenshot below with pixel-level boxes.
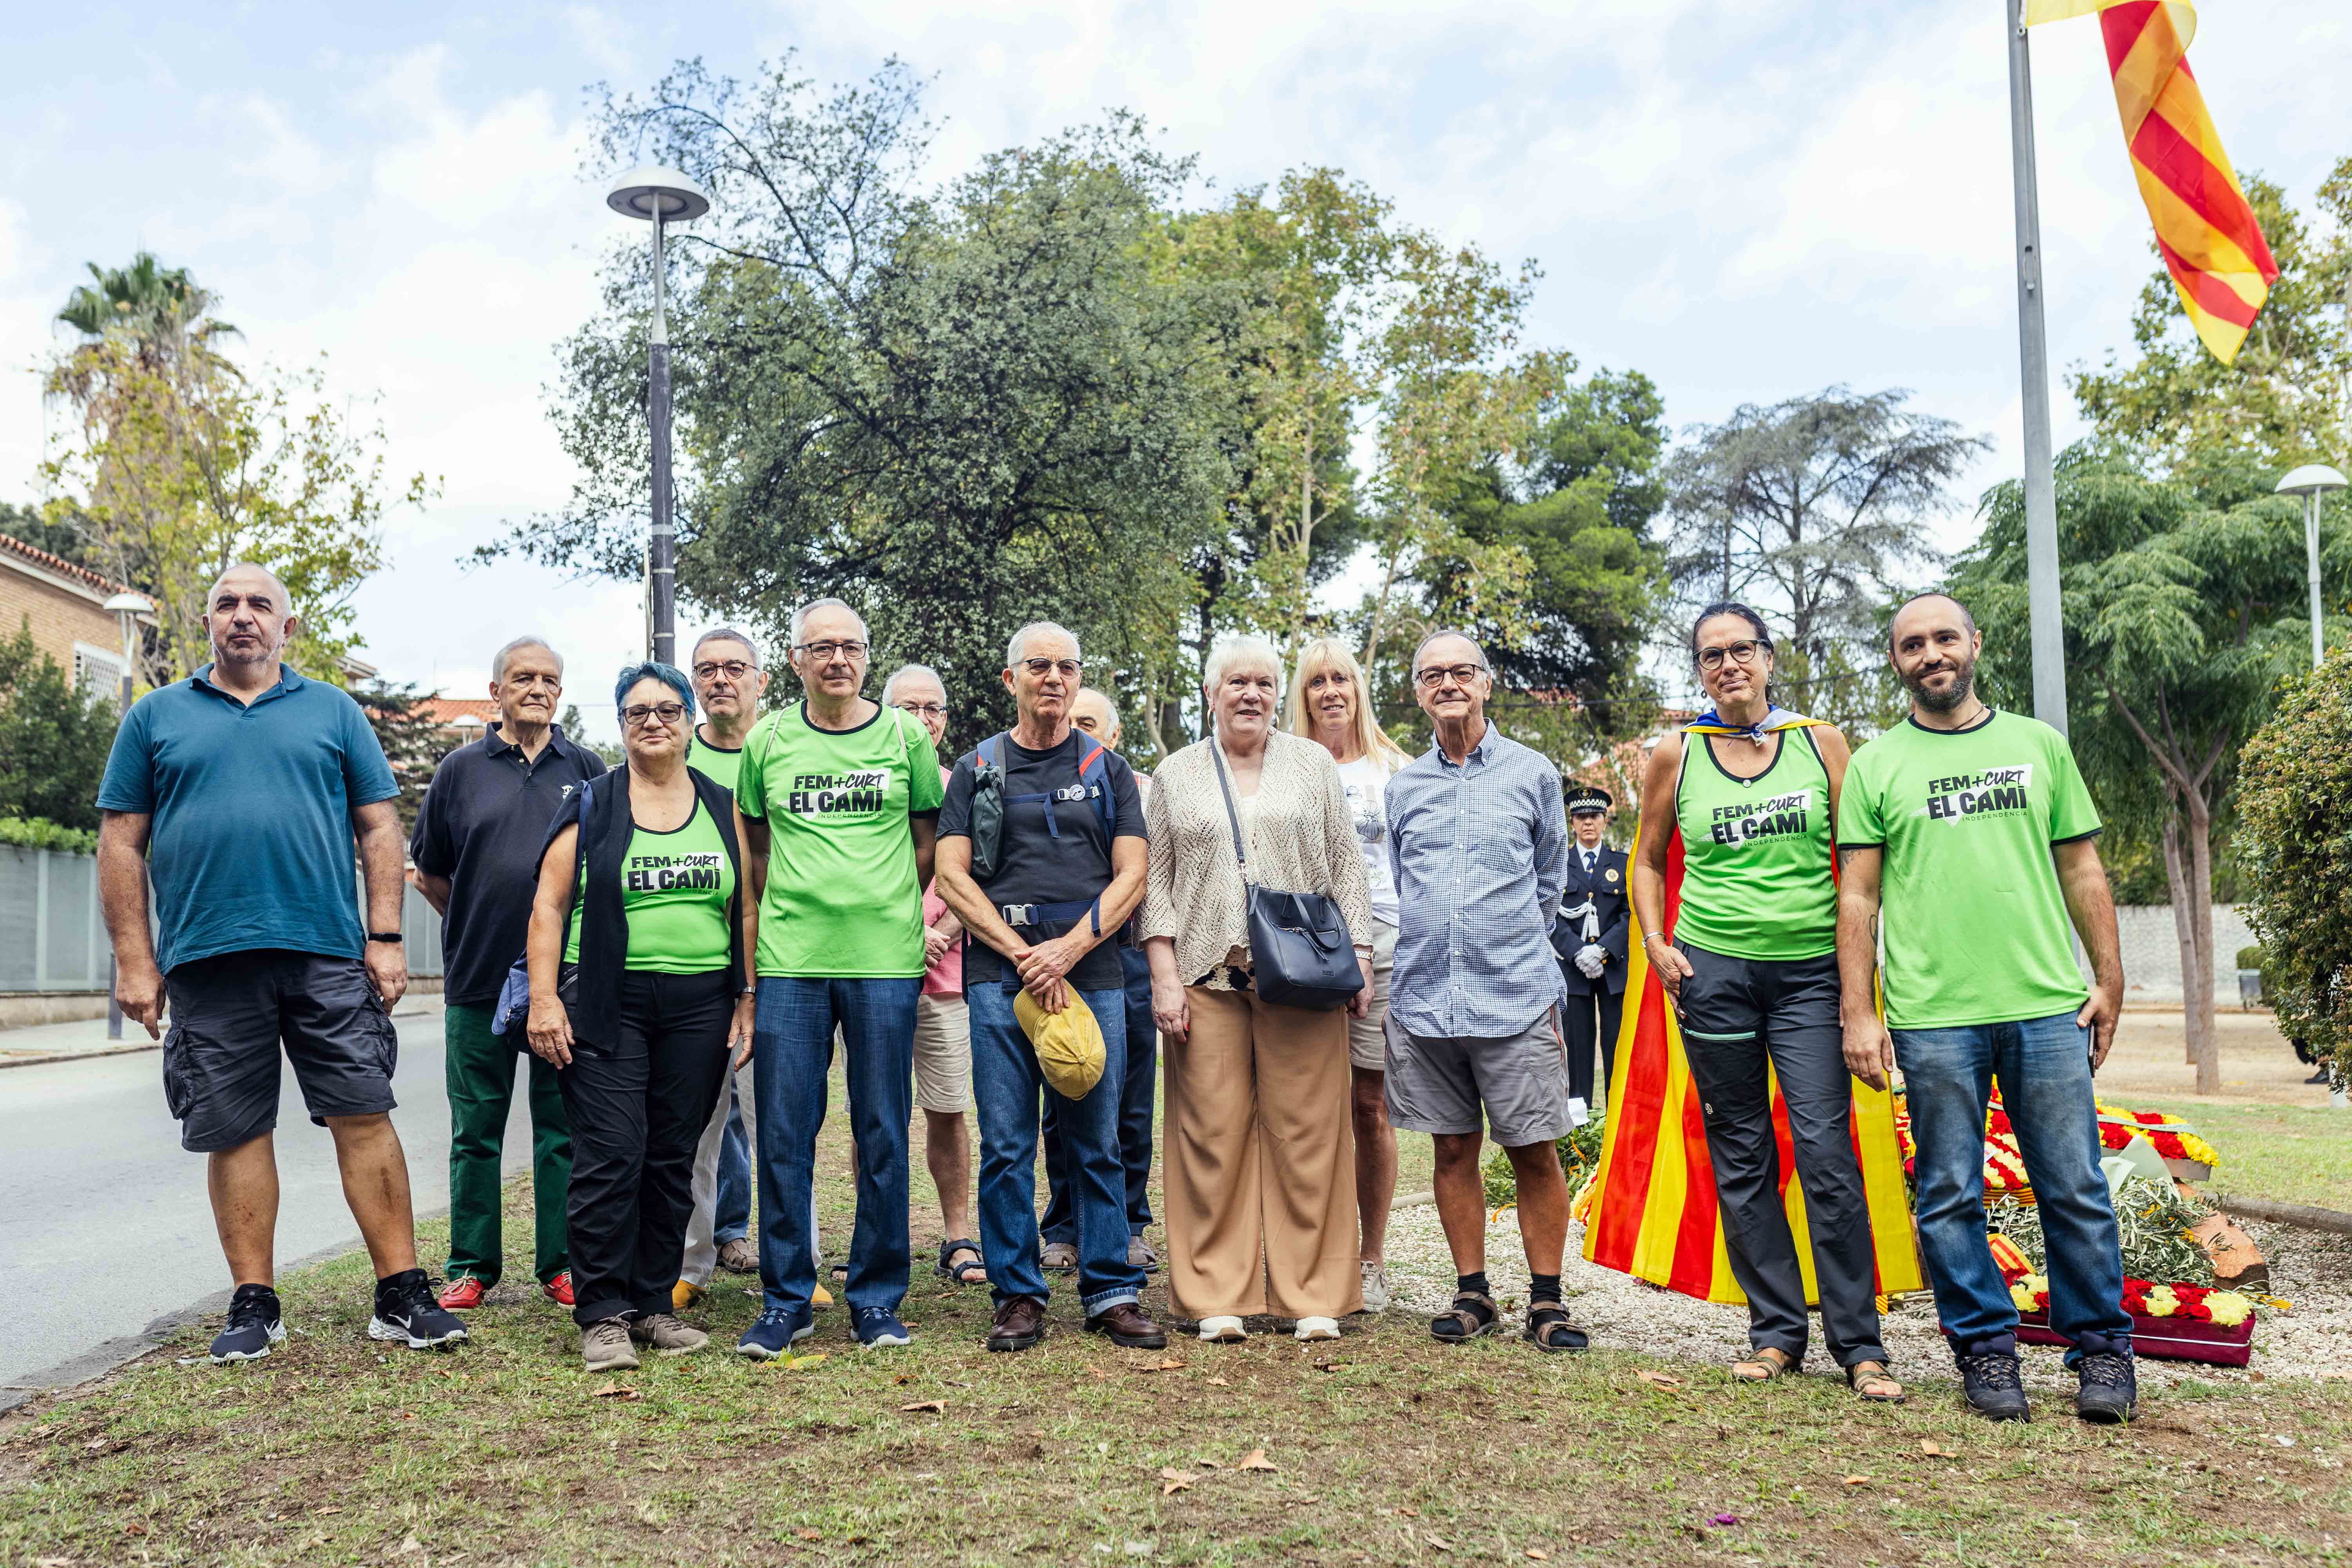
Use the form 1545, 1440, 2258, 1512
1017, 659, 1082, 679
621, 702, 688, 728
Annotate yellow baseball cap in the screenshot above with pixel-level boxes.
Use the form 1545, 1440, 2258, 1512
1013, 987, 1107, 1100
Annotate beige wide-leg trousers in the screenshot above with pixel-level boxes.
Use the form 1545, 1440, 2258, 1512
1164, 985, 1362, 1321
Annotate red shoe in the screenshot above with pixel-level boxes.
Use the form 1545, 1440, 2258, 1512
436, 1276, 488, 1311
542, 1271, 575, 1307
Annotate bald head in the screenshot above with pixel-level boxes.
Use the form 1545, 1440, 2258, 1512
206, 561, 298, 676
1887, 592, 1975, 650
212, 561, 291, 608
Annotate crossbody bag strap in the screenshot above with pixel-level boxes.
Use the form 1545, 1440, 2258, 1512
1206, 729, 1252, 886
559, 773, 596, 958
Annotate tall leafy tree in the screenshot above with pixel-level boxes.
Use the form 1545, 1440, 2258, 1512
0, 619, 119, 832
2236, 650, 2352, 1084
1952, 445, 2346, 1091
1664, 386, 1987, 726
355, 681, 448, 835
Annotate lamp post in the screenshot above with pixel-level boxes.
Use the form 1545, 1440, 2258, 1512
101, 590, 151, 1042
2005, 0, 2070, 736
2274, 464, 2346, 670
605, 166, 712, 666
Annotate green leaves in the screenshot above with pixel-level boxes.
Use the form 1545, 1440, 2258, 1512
2237, 650, 2352, 1078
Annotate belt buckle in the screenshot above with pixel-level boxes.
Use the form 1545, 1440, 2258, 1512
1003, 904, 1033, 927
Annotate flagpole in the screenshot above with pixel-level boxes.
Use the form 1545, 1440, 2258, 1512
2006, 0, 2071, 736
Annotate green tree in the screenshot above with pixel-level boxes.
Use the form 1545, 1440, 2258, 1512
1666, 387, 1988, 727
0, 619, 119, 833
355, 681, 448, 835
1952, 445, 2346, 1091
2236, 648, 2352, 1084
0, 500, 104, 572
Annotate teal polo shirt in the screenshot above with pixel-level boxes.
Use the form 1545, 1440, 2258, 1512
96, 664, 401, 973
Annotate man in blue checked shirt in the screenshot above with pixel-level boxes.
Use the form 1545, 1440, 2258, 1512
1383, 629, 1589, 1355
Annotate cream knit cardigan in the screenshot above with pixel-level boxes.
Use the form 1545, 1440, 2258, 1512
1139, 729, 1375, 989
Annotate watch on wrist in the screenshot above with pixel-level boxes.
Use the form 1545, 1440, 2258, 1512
367, 931, 403, 944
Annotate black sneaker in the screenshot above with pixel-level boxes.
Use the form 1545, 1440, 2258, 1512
2075, 1350, 2138, 1424
1958, 1350, 2030, 1421
209, 1284, 285, 1363
368, 1269, 469, 1350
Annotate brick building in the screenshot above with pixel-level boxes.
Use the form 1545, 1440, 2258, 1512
0, 531, 136, 698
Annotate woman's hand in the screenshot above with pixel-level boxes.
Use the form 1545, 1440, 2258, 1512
922, 924, 953, 969
1349, 946, 1374, 1019
728, 991, 757, 1070
526, 993, 573, 1068
1151, 973, 1191, 1045
1647, 933, 1694, 1002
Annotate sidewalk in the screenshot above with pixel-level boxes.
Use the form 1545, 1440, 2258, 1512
0, 994, 446, 1069
2100, 1007, 2337, 1109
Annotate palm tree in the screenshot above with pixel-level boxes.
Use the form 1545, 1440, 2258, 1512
56, 252, 237, 369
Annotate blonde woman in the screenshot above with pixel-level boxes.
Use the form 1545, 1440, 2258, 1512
1142, 635, 1374, 1343
1286, 637, 1412, 1313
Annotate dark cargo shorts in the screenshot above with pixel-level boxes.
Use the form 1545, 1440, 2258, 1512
161, 949, 400, 1153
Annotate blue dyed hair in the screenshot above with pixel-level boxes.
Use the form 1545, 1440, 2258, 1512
613, 661, 694, 713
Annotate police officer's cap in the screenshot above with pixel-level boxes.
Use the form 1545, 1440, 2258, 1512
1564, 783, 1612, 816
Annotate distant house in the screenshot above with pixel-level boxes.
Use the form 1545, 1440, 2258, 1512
414, 696, 502, 750
0, 531, 138, 700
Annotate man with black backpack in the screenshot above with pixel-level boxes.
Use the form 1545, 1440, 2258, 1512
931, 623, 1163, 1353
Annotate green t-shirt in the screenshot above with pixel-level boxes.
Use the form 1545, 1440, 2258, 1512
735, 701, 944, 978
687, 729, 744, 795
1840, 710, 2102, 1029
563, 799, 736, 973
1671, 725, 1838, 962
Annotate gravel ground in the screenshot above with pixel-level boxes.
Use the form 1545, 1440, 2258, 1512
1377, 1200, 2352, 1394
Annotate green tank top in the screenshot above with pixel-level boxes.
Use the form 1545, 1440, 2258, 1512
1671, 725, 1838, 962
563, 799, 737, 973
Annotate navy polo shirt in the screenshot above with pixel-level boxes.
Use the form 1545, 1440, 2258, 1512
96, 665, 401, 973
409, 722, 608, 1007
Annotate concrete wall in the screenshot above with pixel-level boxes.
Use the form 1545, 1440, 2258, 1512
2116, 904, 2259, 1007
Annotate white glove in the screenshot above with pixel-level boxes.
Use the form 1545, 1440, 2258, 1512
1575, 944, 1606, 979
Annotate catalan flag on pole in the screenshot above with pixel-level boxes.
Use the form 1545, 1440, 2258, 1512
2025, 0, 2278, 364
1582, 728, 1922, 1305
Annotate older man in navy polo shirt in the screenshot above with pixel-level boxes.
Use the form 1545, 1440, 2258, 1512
98, 563, 467, 1363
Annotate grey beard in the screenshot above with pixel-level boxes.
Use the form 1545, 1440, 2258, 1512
1911, 664, 1975, 712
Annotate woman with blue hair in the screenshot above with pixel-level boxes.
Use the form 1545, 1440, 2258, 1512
522, 662, 753, 1370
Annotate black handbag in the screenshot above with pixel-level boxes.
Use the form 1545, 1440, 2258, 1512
1208, 735, 1361, 1011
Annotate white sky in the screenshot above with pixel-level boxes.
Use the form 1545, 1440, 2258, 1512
2, 0, 2344, 740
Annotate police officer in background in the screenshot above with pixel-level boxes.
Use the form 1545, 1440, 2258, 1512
1551, 784, 1629, 1126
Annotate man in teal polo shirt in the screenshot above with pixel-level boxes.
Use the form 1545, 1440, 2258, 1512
97, 563, 467, 1363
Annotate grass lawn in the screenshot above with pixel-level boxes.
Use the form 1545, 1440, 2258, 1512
2133, 1099, 2352, 1214
4, 1076, 2349, 1565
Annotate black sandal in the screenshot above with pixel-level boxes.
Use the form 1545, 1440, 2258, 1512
1430, 1291, 1498, 1343
1523, 1303, 1588, 1353
935, 1238, 986, 1286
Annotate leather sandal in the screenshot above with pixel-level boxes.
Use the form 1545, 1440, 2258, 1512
1522, 1303, 1588, 1352
1430, 1291, 1498, 1343
1847, 1360, 1906, 1403
1731, 1347, 1797, 1381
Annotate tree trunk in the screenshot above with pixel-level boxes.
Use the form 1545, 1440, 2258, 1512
2162, 816, 2198, 1067
2185, 789, 2221, 1094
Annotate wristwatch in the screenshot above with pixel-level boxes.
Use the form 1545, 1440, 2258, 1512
367, 931, 403, 944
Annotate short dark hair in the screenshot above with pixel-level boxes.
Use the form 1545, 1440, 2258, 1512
1689, 601, 1773, 663
613, 661, 693, 711
1887, 592, 1977, 649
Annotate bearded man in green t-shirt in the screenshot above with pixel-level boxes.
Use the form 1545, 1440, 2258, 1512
730, 599, 945, 1358
1836, 593, 2135, 1426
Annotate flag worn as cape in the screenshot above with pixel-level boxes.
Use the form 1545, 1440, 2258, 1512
1582, 712, 1924, 1305
2025, 0, 2278, 365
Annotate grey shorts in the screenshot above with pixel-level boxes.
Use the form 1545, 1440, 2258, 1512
1383, 1007, 1572, 1148
912, 992, 975, 1114
161, 949, 400, 1153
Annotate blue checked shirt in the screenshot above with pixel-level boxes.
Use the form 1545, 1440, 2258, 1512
1385, 723, 1568, 1039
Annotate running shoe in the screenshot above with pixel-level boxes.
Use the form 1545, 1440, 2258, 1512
737, 1307, 815, 1361
369, 1269, 470, 1350
853, 1307, 912, 1348
209, 1283, 285, 1364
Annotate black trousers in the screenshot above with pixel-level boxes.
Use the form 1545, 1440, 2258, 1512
1561, 985, 1624, 1107
1675, 943, 1887, 1368
556, 968, 736, 1326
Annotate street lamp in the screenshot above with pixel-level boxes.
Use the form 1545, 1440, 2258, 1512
2275, 463, 2347, 670
100, 590, 150, 1041
605, 166, 713, 667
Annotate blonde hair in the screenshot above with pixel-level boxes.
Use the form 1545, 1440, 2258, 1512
1286, 637, 1410, 769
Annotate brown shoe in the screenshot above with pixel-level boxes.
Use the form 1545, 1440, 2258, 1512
581, 1317, 639, 1372
1084, 1301, 1166, 1349
716, 1237, 759, 1274
988, 1296, 1049, 1353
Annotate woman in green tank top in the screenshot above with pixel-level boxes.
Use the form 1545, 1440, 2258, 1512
524, 663, 750, 1373
1630, 603, 1901, 1405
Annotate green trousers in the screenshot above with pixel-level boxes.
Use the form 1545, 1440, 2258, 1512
444, 1002, 572, 1286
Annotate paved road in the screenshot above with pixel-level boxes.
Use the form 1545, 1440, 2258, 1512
0, 1001, 534, 1390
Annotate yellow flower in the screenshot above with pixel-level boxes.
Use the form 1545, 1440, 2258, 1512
2207, 1292, 2253, 1328
2143, 1285, 2181, 1318
2179, 1132, 2221, 1167
2009, 1273, 2047, 1314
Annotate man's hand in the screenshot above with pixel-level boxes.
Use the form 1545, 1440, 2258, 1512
1842, 1013, 1895, 1092
1014, 932, 1083, 995
117, 956, 166, 1040
729, 993, 757, 1070
527, 994, 573, 1068
364, 942, 409, 1011
2079, 978, 2122, 1070
1574, 944, 1606, 980
1646, 934, 1694, 1001
923, 924, 954, 969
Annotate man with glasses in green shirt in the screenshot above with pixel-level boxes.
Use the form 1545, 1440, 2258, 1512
1837, 593, 2134, 1425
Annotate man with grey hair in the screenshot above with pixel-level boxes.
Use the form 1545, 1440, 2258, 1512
410, 634, 606, 1311
1383, 628, 1588, 1353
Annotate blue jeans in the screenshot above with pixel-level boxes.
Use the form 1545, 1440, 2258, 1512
969, 980, 1144, 1314
715, 1096, 751, 1246
1895, 1010, 2133, 1366
753, 976, 921, 1318
1041, 944, 1156, 1244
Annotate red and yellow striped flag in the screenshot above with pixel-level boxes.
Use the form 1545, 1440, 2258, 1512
1581, 807, 1922, 1305
2026, 0, 2279, 364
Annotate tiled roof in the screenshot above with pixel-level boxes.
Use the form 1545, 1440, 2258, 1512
415, 697, 501, 726
0, 530, 127, 597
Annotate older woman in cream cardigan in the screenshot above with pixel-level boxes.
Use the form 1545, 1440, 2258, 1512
1141, 635, 1374, 1343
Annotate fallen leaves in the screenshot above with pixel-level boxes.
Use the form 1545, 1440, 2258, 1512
756, 1352, 828, 1372
1636, 1369, 1684, 1390
900, 1400, 945, 1414
1918, 1439, 1957, 1459
1205, 1375, 1231, 1387
1423, 1532, 1454, 1551
590, 1387, 641, 1402
1134, 1357, 1188, 1374
796, 1529, 822, 1541
1160, 1466, 1198, 1495
1527, 1550, 1552, 1561
1237, 1448, 1278, 1472
1842, 1475, 1873, 1486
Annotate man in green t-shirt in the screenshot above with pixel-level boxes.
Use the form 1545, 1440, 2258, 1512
1836, 593, 2135, 1426
731, 599, 945, 1358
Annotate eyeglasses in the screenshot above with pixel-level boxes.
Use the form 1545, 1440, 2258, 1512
1413, 663, 1487, 689
895, 701, 947, 719
620, 701, 688, 728
693, 659, 755, 681
1696, 640, 1767, 671
793, 640, 868, 662
1016, 659, 1082, 679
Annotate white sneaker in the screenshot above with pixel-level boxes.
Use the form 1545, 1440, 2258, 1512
1294, 1316, 1341, 1342
1566, 1096, 1589, 1128
1359, 1260, 1391, 1313
1198, 1314, 1246, 1343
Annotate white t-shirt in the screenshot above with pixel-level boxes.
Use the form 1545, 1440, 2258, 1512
1334, 753, 1401, 929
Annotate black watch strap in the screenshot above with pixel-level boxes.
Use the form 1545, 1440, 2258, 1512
367, 931, 404, 943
